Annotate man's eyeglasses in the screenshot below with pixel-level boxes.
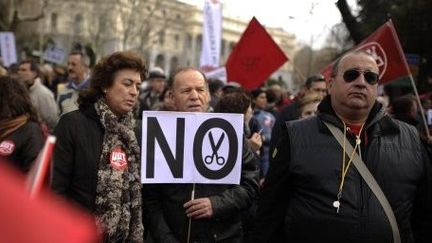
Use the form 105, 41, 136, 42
342, 69, 379, 85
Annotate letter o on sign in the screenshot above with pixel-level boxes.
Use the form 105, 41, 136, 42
193, 118, 238, 179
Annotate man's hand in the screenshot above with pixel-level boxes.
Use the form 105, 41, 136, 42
184, 197, 213, 219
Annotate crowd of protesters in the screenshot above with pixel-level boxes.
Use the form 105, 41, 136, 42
0, 48, 432, 243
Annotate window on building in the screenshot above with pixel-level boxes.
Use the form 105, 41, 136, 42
170, 56, 179, 73
159, 31, 165, 46
186, 34, 192, 50
197, 34, 202, 52
99, 14, 107, 34
156, 54, 165, 69
174, 34, 179, 49
74, 14, 83, 34
144, 51, 151, 69
51, 12, 58, 32
229, 42, 236, 52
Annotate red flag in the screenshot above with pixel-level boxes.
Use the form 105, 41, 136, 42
0, 161, 100, 243
225, 17, 288, 90
321, 20, 410, 84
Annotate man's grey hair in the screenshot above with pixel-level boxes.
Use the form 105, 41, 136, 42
168, 67, 208, 90
69, 50, 90, 67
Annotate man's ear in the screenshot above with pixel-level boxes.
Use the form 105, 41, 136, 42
327, 79, 333, 94
168, 90, 174, 100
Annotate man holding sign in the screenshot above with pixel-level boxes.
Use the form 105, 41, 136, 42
142, 67, 259, 243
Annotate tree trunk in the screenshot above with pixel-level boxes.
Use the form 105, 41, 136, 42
336, 0, 364, 44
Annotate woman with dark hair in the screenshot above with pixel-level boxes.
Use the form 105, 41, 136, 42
250, 88, 275, 178
214, 90, 262, 152
52, 51, 147, 242
153, 87, 176, 111
214, 89, 263, 242
0, 76, 44, 173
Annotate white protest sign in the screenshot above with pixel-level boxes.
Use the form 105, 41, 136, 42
43, 45, 66, 64
204, 66, 227, 83
141, 111, 244, 184
0, 32, 17, 67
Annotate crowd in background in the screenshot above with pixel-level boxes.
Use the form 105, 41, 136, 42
1, 50, 432, 242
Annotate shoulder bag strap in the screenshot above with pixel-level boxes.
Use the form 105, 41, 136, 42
324, 121, 401, 243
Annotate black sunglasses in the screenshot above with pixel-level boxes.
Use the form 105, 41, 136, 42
342, 69, 379, 85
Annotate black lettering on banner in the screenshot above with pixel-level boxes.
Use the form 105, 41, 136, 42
146, 117, 185, 178
193, 118, 238, 179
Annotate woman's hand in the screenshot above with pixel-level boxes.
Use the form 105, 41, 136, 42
248, 132, 263, 152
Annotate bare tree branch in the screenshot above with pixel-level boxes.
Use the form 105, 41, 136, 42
0, 19, 8, 31
336, 0, 364, 44
9, 0, 47, 31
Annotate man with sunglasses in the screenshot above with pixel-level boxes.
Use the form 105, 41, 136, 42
253, 51, 432, 243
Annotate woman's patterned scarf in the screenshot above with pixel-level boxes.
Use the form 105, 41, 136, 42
94, 98, 143, 242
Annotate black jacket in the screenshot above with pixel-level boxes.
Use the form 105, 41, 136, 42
270, 101, 299, 152
0, 121, 44, 173
143, 136, 260, 243
253, 96, 432, 243
51, 106, 104, 212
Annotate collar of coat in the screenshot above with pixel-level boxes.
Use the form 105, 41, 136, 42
316, 95, 400, 138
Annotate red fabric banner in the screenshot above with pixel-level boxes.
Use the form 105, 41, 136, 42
225, 17, 289, 90
321, 20, 411, 84
0, 161, 99, 243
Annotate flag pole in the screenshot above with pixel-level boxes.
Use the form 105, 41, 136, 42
387, 20, 430, 139
27, 135, 57, 198
408, 74, 431, 139
187, 183, 196, 243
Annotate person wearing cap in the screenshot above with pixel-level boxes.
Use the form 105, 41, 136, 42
138, 67, 166, 113
270, 74, 327, 151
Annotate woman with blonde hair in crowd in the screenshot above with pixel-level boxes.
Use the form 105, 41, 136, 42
298, 92, 324, 119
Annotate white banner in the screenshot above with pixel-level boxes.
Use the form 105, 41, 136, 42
43, 44, 66, 64
0, 32, 17, 67
204, 66, 227, 83
199, 0, 222, 70
141, 111, 244, 184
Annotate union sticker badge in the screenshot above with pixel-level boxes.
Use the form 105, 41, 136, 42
109, 146, 128, 171
0, 140, 15, 156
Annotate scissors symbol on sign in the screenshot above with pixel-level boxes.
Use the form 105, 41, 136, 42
204, 131, 226, 166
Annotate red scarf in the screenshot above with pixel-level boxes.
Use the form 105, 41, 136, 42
346, 123, 368, 145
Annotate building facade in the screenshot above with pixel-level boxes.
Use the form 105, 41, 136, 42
20, 0, 299, 89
